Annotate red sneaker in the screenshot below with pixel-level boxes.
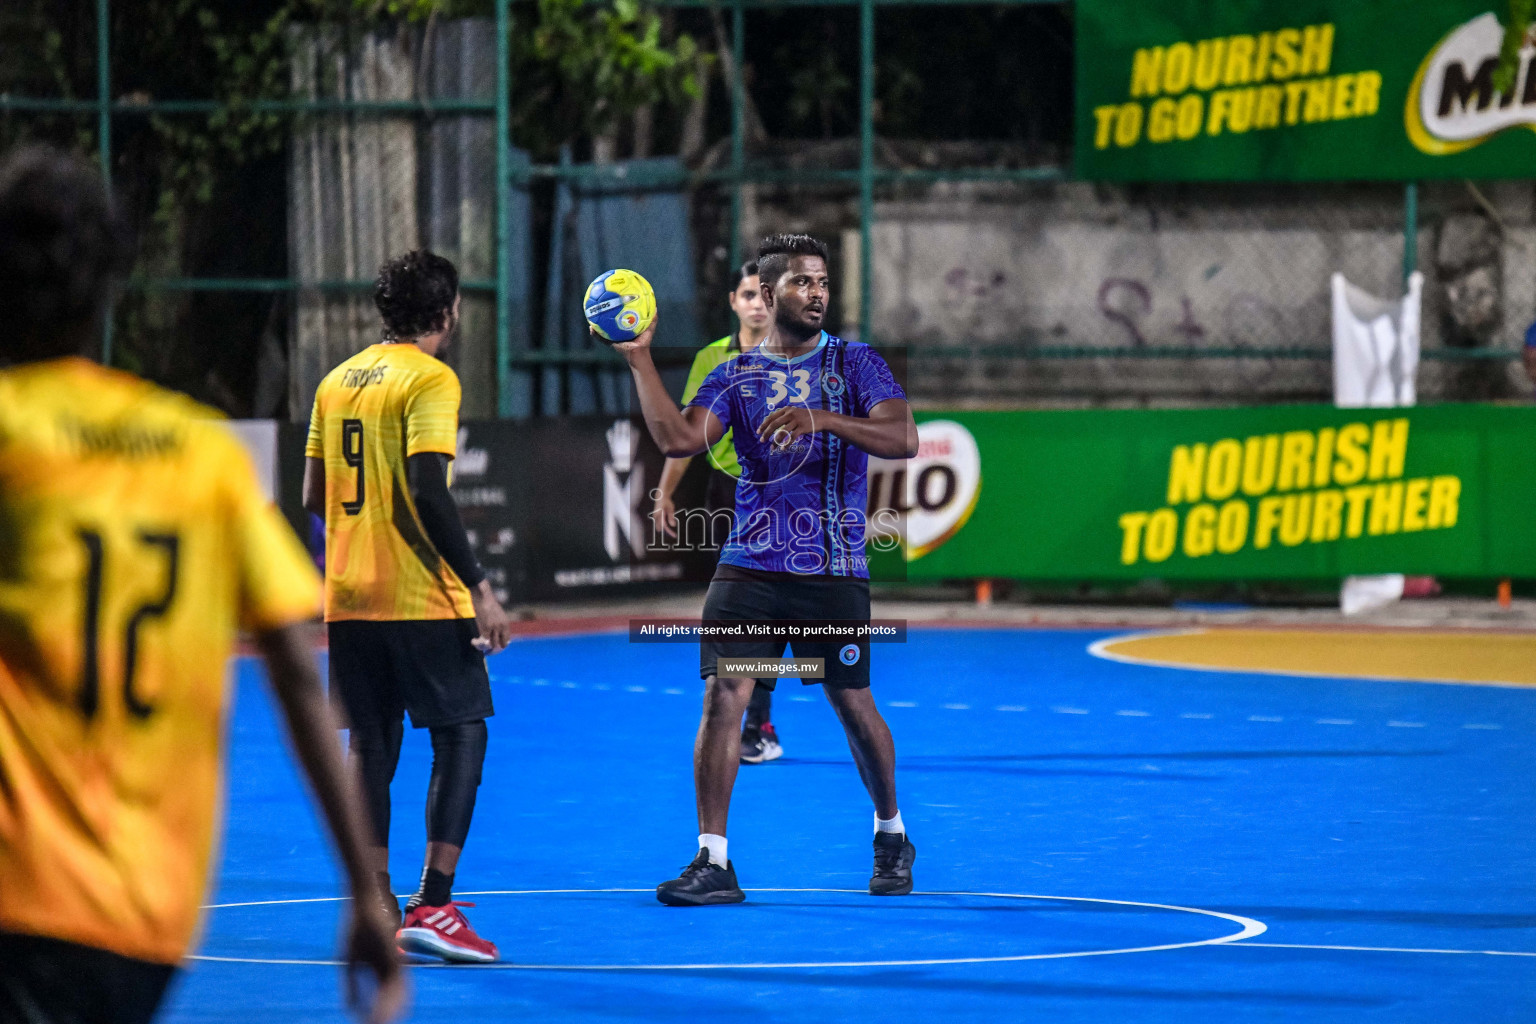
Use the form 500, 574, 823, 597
397, 901, 499, 963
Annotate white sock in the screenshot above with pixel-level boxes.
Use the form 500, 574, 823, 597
699, 833, 728, 867
875, 811, 905, 836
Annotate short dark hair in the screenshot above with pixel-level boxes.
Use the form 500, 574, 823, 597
374, 250, 459, 341
729, 260, 759, 291
755, 234, 829, 292
0, 146, 128, 363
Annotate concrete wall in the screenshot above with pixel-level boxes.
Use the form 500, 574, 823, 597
742, 170, 1536, 407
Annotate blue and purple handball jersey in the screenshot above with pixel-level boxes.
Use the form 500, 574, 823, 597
686, 333, 906, 578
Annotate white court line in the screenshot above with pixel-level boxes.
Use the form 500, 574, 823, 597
192, 888, 1266, 970
511, 657, 1513, 736
1229, 941, 1536, 958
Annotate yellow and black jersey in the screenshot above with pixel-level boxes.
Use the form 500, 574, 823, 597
0, 357, 321, 966
305, 342, 474, 622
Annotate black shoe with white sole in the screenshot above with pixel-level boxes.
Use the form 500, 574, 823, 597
740, 722, 784, 764
656, 849, 747, 906
870, 832, 916, 895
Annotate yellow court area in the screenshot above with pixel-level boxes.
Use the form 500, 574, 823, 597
1095, 629, 1536, 688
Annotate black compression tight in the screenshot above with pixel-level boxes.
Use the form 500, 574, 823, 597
349, 718, 488, 849
425, 720, 488, 847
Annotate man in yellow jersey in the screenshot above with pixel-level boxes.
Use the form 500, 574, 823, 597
0, 147, 404, 1023
304, 249, 512, 964
649, 262, 783, 765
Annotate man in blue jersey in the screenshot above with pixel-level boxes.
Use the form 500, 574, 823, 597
616, 233, 920, 905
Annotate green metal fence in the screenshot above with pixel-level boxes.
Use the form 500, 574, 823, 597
0, 0, 1466, 417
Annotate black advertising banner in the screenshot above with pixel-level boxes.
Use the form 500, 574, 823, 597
448, 422, 532, 606
452, 418, 709, 603
519, 416, 706, 598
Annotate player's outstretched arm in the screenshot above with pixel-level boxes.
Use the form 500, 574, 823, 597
613, 319, 725, 458
256, 624, 408, 1024
757, 398, 919, 459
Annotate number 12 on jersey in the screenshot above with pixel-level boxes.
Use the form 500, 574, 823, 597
76, 528, 180, 722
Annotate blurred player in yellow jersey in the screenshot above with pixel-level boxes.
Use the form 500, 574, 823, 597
304, 250, 512, 963
0, 148, 404, 1022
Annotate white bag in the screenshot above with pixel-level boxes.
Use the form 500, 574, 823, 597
1331, 272, 1423, 615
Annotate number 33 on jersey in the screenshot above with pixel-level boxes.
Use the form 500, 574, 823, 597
765, 368, 814, 407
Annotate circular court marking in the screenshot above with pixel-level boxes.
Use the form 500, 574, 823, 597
1089, 628, 1536, 688
191, 888, 1266, 970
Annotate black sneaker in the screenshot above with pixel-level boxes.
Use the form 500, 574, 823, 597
870, 832, 916, 895
740, 722, 784, 764
656, 849, 746, 906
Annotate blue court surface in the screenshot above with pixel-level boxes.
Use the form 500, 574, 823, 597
162, 627, 1536, 1022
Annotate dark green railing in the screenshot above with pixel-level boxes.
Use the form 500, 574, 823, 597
0, 0, 1440, 412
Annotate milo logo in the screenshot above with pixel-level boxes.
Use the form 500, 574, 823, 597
867, 420, 982, 561
1409, 12, 1536, 154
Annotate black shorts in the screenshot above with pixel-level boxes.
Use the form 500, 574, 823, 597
329, 618, 494, 731
0, 932, 176, 1024
699, 567, 871, 689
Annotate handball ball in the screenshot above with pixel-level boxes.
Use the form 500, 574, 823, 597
584, 268, 656, 343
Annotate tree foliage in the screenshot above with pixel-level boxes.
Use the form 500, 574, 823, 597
1, 0, 705, 395
330, 0, 708, 154
7, 0, 705, 218
515, 0, 704, 154
1493, 0, 1536, 94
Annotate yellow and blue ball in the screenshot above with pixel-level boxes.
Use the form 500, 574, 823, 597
583, 269, 656, 343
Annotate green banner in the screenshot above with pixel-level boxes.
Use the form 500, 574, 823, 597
892, 405, 1536, 580
1075, 0, 1536, 181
